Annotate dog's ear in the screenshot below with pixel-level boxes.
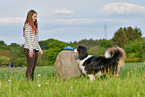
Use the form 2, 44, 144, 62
77, 46, 88, 60
79, 47, 83, 59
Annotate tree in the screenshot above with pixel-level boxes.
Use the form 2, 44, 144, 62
125, 27, 142, 41
10, 46, 26, 66
142, 38, 145, 61
123, 39, 142, 59
0, 41, 6, 45
112, 26, 142, 47
70, 39, 101, 49
39, 38, 55, 50
100, 39, 112, 48
0, 56, 10, 65
0, 41, 9, 50
0, 49, 11, 59
8, 43, 20, 47
44, 40, 68, 65
88, 45, 106, 56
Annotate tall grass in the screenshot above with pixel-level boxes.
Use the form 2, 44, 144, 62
0, 63, 145, 97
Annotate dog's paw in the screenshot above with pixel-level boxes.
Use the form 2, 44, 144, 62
88, 74, 95, 81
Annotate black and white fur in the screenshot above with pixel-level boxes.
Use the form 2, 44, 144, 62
76, 46, 126, 81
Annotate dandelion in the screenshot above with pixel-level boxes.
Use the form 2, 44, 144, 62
8, 80, 12, 82
37, 74, 41, 77
38, 84, 41, 87
45, 83, 49, 85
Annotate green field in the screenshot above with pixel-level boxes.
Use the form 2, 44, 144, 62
0, 63, 145, 97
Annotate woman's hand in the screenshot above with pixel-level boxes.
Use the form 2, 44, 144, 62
40, 51, 43, 54
28, 53, 34, 58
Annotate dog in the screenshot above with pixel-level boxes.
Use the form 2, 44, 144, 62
75, 46, 126, 81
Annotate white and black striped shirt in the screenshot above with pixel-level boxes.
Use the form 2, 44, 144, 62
24, 23, 42, 53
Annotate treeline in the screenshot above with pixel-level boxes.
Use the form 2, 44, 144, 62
0, 26, 145, 67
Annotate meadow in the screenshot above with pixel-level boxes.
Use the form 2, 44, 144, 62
0, 63, 145, 97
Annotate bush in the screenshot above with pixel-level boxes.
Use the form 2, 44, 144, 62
44, 40, 68, 66
125, 58, 142, 63
100, 39, 112, 48
11, 58, 26, 67
141, 38, 145, 62
126, 53, 138, 59
88, 46, 106, 56
37, 54, 53, 66
0, 56, 10, 65
112, 26, 142, 47
123, 40, 142, 59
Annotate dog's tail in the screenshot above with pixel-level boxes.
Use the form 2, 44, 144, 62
105, 46, 126, 67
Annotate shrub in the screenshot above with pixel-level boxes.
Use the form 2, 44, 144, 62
123, 40, 142, 59
0, 56, 10, 65
88, 46, 106, 56
11, 58, 26, 67
44, 40, 68, 66
100, 39, 112, 48
125, 58, 142, 63
141, 38, 145, 62
112, 26, 142, 47
37, 54, 53, 66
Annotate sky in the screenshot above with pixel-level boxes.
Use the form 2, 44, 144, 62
0, 0, 145, 45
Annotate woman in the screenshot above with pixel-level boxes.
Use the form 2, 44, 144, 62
23, 10, 43, 80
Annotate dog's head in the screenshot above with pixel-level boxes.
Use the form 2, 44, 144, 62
77, 46, 88, 60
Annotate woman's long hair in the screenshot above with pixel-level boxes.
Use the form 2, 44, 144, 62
23, 10, 38, 36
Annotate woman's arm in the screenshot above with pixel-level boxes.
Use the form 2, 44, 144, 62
24, 25, 33, 53
38, 44, 43, 54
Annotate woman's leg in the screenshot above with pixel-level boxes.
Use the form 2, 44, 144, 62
32, 50, 38, 80
24, 49, 34, 80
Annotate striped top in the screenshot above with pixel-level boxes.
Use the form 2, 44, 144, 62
24, 23, 42, 53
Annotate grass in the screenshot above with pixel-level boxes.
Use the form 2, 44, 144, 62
0, 63, 145, 97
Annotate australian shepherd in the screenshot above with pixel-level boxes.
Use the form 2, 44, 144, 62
75, 46, 126, 81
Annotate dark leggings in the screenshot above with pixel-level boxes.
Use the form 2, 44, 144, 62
24, 49, 38, 80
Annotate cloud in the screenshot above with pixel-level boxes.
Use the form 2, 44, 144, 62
45, 19, 96, 25
53, 8, 74, 14
40, 18, 114, 25
0, 17, 24, 24
0, 35, 24, 45
98, 2, 145, 15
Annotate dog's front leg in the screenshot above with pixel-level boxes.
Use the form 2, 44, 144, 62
95, 71, 102, 79
88, 74, 95, 81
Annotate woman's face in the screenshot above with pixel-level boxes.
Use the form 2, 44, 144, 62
32, 13, 37, 22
